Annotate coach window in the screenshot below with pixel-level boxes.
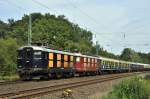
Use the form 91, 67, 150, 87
128, 64, 129, 68
102, 61, 104, 65
70, 56, 74, 62
70, 56, 74, 67
92, 58, 94, 63
126, 64, 128, 68
49, 53, 53, 60
88, 58, 90, 63
64, 55, 68, 61
84, 57, 87, 62
34, 51, 42, 59
76, 57, 80, 62
108, 61, 110, 67
57, 54, 61, 61
115, 62, 118, 68
102, 61, 105, 68
95, 59, 97, 63
107, 61, 109, 66
124, 64, 126, 68
112, 62, 115, 68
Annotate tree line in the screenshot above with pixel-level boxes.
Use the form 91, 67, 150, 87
0, 13, 149, 76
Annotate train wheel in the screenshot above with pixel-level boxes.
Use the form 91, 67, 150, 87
71, 72, 75, 77
98, 71, 102, 75
69, 72, 74, 78
48, 73, 52, 79
56, 72, 62, 79
48, 73, 56, 79
79, 73, 84, 77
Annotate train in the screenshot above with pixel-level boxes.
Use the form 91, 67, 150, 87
17, 45, 150, 80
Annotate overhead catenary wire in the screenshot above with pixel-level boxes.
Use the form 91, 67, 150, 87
67, 0, 103, 27
31, 0, 58, 16
122, 17, 150, 33
66, 0, 117, 45
4, 0, 29, 12
31, 0, 100, 27
67, 0, 109, 37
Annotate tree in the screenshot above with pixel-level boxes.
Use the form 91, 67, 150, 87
120, 48, 141, 62
0, 38, 19, 76
0, 20, 8, 39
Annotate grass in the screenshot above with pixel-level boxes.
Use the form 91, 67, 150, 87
0, 74, 19, 81
102, 76, 150, 99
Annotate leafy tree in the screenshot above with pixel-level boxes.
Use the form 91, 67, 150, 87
120, 48, 141, 62
0, 38, 19, 76
0, 20, 8, 39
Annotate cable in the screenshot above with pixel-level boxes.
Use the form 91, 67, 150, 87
68, 0, 98, 24
31, 0, 58, 15
4, 0, 29, 12
67, 0, 106, 29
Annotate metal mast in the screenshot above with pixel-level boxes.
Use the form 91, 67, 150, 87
28, 14, 32, 46
96, 41, 99, 55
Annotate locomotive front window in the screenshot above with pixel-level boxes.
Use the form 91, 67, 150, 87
18, 50, 23, 59
34, 51, 42, 59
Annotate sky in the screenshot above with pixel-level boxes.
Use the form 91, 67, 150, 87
0, 0, 150, 55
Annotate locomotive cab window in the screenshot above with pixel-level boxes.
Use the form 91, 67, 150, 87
25, 49, 32, 59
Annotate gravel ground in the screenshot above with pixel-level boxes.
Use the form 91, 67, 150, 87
32, 77, 126, 99
0, 73, 126, 95
32, 72, 150, 99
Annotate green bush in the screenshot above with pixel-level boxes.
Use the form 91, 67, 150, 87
0, 38, 19, 76
103, 76, 150, 99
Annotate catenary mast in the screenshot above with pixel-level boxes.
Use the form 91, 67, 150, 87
28, 14, 32, 45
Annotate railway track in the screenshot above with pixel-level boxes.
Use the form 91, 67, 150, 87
0, 80, 23, 86
0, 72, 138, 99
0, 79, 43, 86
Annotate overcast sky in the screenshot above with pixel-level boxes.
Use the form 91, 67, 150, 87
0, 0, 150, 54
